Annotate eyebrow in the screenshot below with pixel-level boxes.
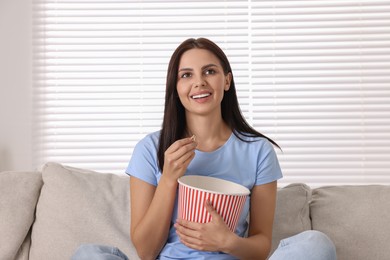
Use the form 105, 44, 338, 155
178, 63, 218, 72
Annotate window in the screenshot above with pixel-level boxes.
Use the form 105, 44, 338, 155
33, 0, 390, 187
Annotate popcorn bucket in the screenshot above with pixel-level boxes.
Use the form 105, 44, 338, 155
177, 175, 250, 232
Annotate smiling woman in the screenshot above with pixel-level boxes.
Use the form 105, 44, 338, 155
32, 0, 390, 188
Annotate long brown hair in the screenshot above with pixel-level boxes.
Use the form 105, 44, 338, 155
157, 38, 280, 171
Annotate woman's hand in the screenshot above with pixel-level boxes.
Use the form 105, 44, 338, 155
162, 136, 197, 183
174, 201, 235, 252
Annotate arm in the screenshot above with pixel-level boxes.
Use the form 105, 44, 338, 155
130, 176, 177, 260
224, 181, 277, 259
130, 137, 197, 260
175, 181, 277, 260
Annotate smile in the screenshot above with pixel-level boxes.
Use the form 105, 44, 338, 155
191, 93, 211, 99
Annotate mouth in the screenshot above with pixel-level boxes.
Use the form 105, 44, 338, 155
191, 93, 211, 99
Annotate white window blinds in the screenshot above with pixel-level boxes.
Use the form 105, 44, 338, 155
33, 0, 390, 187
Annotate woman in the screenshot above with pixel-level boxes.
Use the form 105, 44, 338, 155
72, 38, 336, 260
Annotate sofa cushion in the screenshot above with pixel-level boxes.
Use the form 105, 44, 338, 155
269, 183, 312, 256
311, 185, 390, 260
0, 171, 42, 260
29, 162, 139, 260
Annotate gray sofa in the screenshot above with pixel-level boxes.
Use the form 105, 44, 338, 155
1, 162, 389, 260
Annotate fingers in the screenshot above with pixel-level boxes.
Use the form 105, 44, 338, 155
164, 137, 197, 168
175, 218, 200, 231
205, 200, 219, 214
162, 136, 197, 179
175, 201, 223, 232
175, 220, 204, 250
175, 219, 204, 244
205, 201, 224, 222
174, 215, 226, 252
166, 136, 197, 154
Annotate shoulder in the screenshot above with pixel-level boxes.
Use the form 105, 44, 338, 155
233, 132, 283, 184
131, 130, 161, 160
126, 130, 161, 184
233, 131, 275, 151
135, 130, 160, 149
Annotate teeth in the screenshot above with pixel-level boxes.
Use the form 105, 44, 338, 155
192, 93, 210, 99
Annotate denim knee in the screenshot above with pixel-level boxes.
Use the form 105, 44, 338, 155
71, 244, 129, 260
300, 230, 337, 260
270, 230, 336, 260
72, 244, 97, 260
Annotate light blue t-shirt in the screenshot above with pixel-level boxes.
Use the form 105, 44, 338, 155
126, 130, 283, 260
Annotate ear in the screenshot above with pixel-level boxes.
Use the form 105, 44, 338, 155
224, 72, 232, 91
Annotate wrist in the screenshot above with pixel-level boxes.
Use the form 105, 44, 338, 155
220, 231, 240, 254
159, 174, 179, 189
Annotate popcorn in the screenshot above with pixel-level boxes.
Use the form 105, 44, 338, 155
190, 134, 196, 142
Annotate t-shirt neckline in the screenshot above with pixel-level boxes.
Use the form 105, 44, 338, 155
195, 132, 235, 155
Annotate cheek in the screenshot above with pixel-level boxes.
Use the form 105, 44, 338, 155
214, 79, 228, 97
176, 83, 189, 103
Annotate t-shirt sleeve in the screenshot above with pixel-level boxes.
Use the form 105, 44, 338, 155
255, 140, 283, 185
125, 134, 160, 186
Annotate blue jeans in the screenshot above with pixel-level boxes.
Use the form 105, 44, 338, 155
71, 244, 129, 260
268, 230, 336, 260
72, 230, 336, 260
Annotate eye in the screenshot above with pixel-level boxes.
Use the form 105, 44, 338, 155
180, 72, 191, 78
204, 69, 216, 75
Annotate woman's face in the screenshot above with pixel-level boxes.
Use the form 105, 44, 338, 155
176, 48, 231, 117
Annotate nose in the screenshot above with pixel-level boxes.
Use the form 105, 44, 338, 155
193, 76, 206, 88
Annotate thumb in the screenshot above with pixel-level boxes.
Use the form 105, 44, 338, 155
205, 200, 220, 219
205, 201, 231, 231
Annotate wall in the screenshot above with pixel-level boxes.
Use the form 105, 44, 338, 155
0, 0, 32, 171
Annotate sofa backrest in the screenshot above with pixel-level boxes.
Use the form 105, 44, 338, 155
270, 183, 312, 255
0, 170, 42, 260
273, 183, 390, 260
311, 185, 390, 260
28, 162, 139, 260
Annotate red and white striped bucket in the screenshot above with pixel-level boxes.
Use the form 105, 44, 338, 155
178, 175, 250, 232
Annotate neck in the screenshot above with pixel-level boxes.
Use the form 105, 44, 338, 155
185, 113, 232, 152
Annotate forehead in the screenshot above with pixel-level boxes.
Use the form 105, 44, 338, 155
178, 48, 221, 68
